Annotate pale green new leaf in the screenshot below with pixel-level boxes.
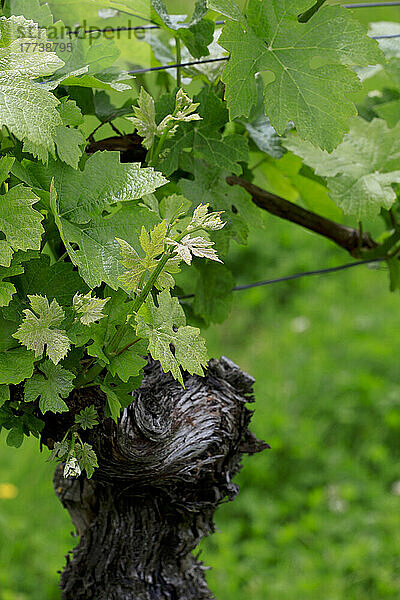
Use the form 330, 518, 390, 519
117, 220, 168, 294
0, 184, 44, 266
13, 294, 70, 364
24, 360, 74, 414
130, 88, 201, 151
159, 194, 191, 225
167, 235, 222, 265
136, 289, 208, 385
73, 292, 109, 325
284, 118, 400, 219
129, 87, 158, 150
159, 87, 248, 176
218, 0, 383, 150
0, 16, 65, 161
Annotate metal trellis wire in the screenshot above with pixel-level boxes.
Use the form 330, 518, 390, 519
178, 259, 386, 300
67, 2, 400, 36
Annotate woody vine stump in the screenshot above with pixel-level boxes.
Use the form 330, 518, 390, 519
53, 358, 267, 599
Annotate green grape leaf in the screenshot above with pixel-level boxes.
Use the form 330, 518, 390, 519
6, 427, 24, 447
24, 154, 166, 289
0, 349, 35, 385
24, 360, 74, 414
5, 254, 88, 312
136, 289, 208, 385
27, 152, 167, 224
0, 184, 44, 267
103, 373, 142, 409
207, 0, 246, 24
3, 0, 53, 27
0, 384, 10, 407
159, 87, 248, 176
100, 383, 123, 423
75, 405, 99, 430
177, 19, 214, 59
107, 340, 148, 383
0, 16, 65, 161
284, 118, 400, 219
53, 126, 85, 170
13, 295, 70, 364
75, 442, 98, 479
0, 316, 35, 384
217, 0, 383, 150
0, 155, 14, 186
60, 206, 161, 290
84, 289, 147, 382
240, 76, 287, 158
57, 98, 84, 127
375, 101, 400, 129
0, 257, 26, 308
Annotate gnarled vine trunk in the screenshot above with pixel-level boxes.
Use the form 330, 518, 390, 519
52, 357, 267, 599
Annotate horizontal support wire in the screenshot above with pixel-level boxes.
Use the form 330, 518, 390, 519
178, 259, 385, 300
344, 2, 400, 6
127, 57, 229, 74
67, 2, 400, 35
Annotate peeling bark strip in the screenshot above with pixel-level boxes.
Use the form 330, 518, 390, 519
55, 358, 267, 599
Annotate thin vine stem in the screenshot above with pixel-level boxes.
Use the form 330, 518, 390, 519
175, 37, 182, 88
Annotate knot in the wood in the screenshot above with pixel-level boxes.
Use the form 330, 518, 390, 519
93, 357, 263, 496
133, 391, 172, 442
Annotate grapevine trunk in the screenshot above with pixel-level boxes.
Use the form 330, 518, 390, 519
54, 358, 267, 599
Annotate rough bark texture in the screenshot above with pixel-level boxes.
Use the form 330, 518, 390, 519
54, 357, 267, 599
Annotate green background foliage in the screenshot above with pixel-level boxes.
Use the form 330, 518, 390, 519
1, 0, 400, 599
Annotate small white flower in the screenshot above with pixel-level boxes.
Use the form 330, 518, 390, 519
167, 235, 222, 265
63, 457, 81, 478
